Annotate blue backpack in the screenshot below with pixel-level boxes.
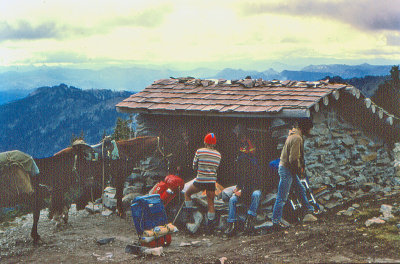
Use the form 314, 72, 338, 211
269, 158, 280, 171
130, 194, 167, 236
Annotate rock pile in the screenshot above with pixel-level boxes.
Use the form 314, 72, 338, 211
127, 114, 167, 191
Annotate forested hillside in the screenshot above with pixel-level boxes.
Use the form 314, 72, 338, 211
330, 75, 389, 97
0, 84, 132, 157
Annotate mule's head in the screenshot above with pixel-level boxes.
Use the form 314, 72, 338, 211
71, 140, 94, 160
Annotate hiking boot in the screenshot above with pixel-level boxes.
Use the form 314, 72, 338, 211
224, 222, 237, 237
205, 218, 217, 235
261, 221, 288, 234
244, 215, 256, 233
271, 222, 288, 232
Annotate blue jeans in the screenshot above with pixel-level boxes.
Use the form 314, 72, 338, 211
272, 166, 314, 224
227, 190, 261, 223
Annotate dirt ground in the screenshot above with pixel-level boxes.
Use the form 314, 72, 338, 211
1, 195, 400, 264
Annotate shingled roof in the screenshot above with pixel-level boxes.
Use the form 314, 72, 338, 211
116, 77, 400, 127
116, 77, 356, 118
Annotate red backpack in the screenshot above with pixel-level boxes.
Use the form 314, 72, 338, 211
149, 174, 184, 206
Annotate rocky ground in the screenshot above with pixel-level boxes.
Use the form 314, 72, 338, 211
1, 193, 400, 264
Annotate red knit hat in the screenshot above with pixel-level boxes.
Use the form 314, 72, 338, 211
204, 133, 216, 145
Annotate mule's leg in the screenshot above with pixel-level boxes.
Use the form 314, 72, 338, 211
31, 178, 41, 244
115, 159, 127, 218
48, 207, 54, 220
50, 187, 65, 227
31, 202, 41, 244
62, 205, 69, 224
115, 174, 125, 218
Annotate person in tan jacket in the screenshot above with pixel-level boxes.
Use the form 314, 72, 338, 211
269, 118, 316, 232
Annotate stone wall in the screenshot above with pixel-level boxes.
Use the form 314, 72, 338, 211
129, 114, 167, 189
303, 110, 400, 210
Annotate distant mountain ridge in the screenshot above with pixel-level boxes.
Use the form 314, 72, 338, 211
0, 66, 216, 93
215, 64, 393, 82
0, 63, 394, 95
302, 63, 392, 78
0, 84, 132, 157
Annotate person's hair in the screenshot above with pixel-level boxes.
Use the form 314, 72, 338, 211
204, 143, 216, 149
297, 118, 313, 132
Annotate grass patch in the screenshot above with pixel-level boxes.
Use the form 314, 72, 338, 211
354, 208, 400, 249
352, 208, 380, 222
363, 223, 400, 246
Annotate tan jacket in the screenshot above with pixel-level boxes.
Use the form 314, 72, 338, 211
279, 128, 304, 175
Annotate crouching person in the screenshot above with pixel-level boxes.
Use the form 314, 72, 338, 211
184, 133, 222, 234
225, 125, 263, 236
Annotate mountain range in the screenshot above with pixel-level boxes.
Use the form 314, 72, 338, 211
0, 63, 395, 104
0, 84, 132, 157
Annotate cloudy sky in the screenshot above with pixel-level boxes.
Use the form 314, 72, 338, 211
1, 0, 399, 70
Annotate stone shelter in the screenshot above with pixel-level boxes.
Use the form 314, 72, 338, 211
116, 77, 400, 208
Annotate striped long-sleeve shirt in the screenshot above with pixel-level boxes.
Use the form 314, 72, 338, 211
193, 147, 221, 184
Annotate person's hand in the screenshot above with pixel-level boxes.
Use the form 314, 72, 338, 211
234, 189, 242, 197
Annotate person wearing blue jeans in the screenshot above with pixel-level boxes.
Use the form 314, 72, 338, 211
225, 124, 264, 236
272, 166, 314, 223
227, 189, 261, 231
270, 118, 316, 232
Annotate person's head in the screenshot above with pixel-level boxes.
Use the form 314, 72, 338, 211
204, 133, 217, 147
296, 117, 313, 136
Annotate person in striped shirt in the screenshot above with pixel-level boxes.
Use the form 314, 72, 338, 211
184, 133, 222, 233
